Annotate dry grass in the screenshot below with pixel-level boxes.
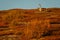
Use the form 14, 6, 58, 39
0, 8, 60, 40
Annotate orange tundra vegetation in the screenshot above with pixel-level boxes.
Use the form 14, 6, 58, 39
0, 8, 60, 40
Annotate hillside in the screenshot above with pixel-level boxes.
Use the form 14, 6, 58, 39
0, 8, 60, 40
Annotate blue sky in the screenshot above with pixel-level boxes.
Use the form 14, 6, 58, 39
0, 0, 60, 10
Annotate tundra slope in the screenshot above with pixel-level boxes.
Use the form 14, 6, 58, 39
0, 8, 60, 40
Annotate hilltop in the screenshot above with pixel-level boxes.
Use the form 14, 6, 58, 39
0, 8, 60, 40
